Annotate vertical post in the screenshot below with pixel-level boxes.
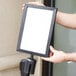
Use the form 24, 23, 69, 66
49, 1, 55, 76
42, 0, 56, 76
51, 0, 55, 7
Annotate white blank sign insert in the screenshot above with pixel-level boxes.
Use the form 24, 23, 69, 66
21, 7, 53, 54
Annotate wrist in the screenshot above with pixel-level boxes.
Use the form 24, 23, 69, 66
56, 11, 62, 24
64, 53, 73, 62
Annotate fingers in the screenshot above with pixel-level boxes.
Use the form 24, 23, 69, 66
22, 4, 25, 10
41, 46, 56, 63
41, 57, 50, 62
50, 46, 56, 53
49, 52, 53, 56
28, 2, 44, 6
22, 2, 44, 10
22, 4, 25, 7
41, 57, 53, 62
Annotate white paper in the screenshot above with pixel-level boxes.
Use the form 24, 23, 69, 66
20, 7, 53, 54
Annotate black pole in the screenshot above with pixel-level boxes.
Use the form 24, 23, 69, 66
42, 0, 56, 76
51, 0, 55, 7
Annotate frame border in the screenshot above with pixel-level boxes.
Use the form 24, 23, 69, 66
17, 4, 57, 57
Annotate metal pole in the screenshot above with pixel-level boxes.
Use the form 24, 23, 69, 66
51, 0, 55, 7
42, 0, 56, 76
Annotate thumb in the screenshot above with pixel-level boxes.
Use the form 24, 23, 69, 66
50, 46, 55, 53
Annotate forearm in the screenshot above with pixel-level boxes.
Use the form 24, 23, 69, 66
56, 12, 76, 29
65, 53, 76, 62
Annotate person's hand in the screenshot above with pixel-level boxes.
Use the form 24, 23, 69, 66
27, 2, 44, 6
22, 2, 44, 10
41, 46, 67, 63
